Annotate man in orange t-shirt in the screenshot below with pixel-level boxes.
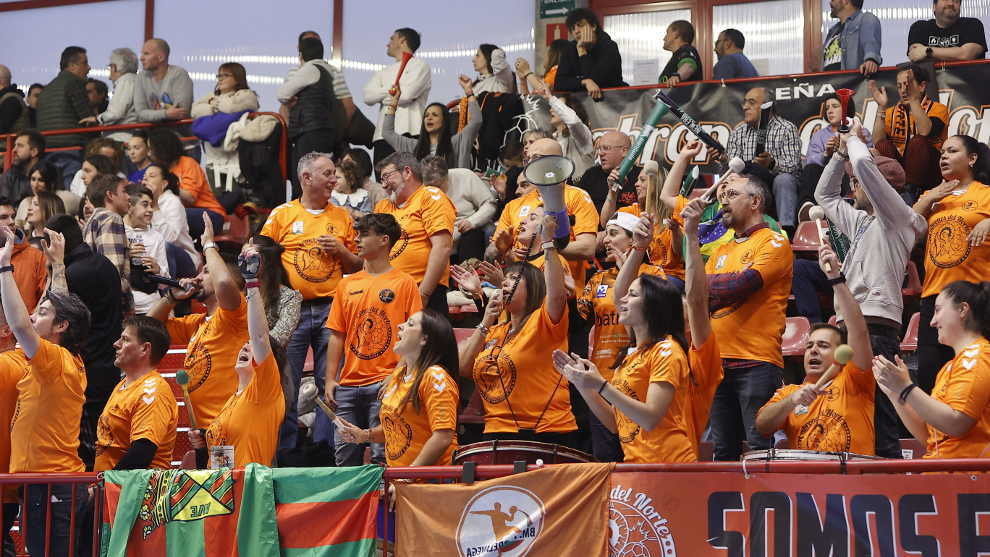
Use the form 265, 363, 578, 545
149, 224, 246, 428
0, 201, 46, 311
0, 305, 26, 549
0, 225, 91, 557
95, 316, 178, 472
756, 247, 876, 455
704, 172, 793, 461
374, 152, 454, 317
323, 213, 422, 465
261, 151, 361, 450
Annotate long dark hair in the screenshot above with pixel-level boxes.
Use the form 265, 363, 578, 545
503, 261, 546, 325
476, 43, 498, 75
414, 103, 454, 164
396, 309, 459, 413
613, 275, 689, 369
250, 235, 290, 319
29, 162, 61, 192
546, 39, 570, 72
84, 154, 117, 176
941, 280, 990, 340
952, 134, 990, 185
145, 163, 181, 196
147, 129, 185, 169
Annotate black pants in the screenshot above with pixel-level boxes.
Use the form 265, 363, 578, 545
917, 295, 954, 393
454, 227, 486, 264
868, 322, 908, 458
291, 128, 335, 196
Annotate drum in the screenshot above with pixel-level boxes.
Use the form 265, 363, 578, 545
742, 449, 882, 462
453, 440, 595, 465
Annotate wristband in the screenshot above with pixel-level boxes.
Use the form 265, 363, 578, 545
476, 324, 490, 336
202, 242, 218, 252
0, 265, 13, 274
541, 241, 555, 251
827, 274, 846, 286
597, 379, 608, 396
245, 280, 260, 289
899, 383, 918, 404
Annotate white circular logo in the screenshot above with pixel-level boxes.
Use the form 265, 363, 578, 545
609, 489, 677, 557
456, 486, 544, 556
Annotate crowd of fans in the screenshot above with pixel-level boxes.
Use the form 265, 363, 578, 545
0, 0, 987, 552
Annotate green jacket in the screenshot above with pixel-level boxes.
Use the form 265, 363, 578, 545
36, 70, 92, 148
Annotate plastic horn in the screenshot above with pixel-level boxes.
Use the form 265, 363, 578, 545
389, 52, 414, 97
808, 205, 833, 272
174, 369, 198, 429
654, 90, 726, 155
612, 97, 671, 187
700, 157, 745, 204
836, 88, 855, 134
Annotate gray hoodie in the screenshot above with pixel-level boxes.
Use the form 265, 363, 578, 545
815, 136, 927, 325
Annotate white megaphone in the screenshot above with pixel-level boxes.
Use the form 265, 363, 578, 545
523, 155, 574, 250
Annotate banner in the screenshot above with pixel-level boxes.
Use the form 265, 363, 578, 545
102, 464, 382, 557
394, 462, 612, 557
576, 61, 990, 174
608, 470, 990, 556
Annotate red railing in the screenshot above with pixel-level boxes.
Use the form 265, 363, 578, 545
2, 112, 289, 182
0, 473, 101, 557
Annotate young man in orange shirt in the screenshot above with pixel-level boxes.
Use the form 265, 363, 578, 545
756, 246, 876, 454
0, 226, 91, 557
260, 151, 361, 450
95, 315, 178, 471
374, 152, 454, 318
0, 301, 27, 554
323, 213, 422, 465
149, 215, 246, 427
0, 198, 46, 311
705, 170, 793, 461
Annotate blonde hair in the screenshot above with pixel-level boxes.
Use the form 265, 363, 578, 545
641, 161, 668, 230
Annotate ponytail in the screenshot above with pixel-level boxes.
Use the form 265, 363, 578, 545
954, 135, 990, 185
942, 280, 990, 339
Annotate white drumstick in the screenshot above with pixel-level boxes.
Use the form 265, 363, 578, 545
701, 157, 745, 203
808, 205, 833, 272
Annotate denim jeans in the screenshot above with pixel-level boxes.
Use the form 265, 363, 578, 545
24, 483, 88, 557
281, 298, 332, 451
869, 323, 906, 458
791, 258, 830, 323
710, 362, 783, 461
330, 380, 386, 466
772, 172, 800, 228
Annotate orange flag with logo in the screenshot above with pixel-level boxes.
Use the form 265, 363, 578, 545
394, 462, 613, 557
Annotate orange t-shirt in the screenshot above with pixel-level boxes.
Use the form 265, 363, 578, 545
95, 370, 178, 471
618, 197, 686, 279
922, 182, 990, 297
172, 156, 226, 216
610, 337, 695, 464
10, 339, 86, 473
374, 186, 456, 287
883, 98, 949, 155
762, 362, 876, 455
165, 296, 247, 427
706, 226, 793, 367
925, 337, 990, 459
687, 333, 723, 452
206, 352, 285, 468
577, 264, 666, 380
379, 364, 459, 466
326, 268, 423, 386
260, 200, 357, 300
11, 242, 47, 312
0, 350, 27, 474
495, 186, 599, 293
472, 302, 576, 434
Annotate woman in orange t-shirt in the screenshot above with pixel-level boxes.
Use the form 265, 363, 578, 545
336, 309, 459, 466
874, 280, 990, 459
912, 135, 990, 392
148, 128, 227, 241
459, 215, 577, 446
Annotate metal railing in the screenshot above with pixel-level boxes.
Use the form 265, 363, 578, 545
0, 473, 101, 557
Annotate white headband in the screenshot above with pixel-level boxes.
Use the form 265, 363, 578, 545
607, 211, 640, 233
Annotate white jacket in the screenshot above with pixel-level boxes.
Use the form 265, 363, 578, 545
98, 72, 139, 140
363, 57, 432, 141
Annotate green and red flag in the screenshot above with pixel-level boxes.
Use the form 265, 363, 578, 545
101, 464, 382, 557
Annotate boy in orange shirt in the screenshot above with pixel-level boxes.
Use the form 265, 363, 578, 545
756, 246, 876, 455
0, 226, 91, 557
0, 303, 27, 551
149, 216, 246, 427
95, 316, 178, 471
323, 213, 422, 465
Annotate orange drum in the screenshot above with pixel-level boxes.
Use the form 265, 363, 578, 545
453, 440, 595, 465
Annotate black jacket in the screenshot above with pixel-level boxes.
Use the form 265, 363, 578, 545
0, 85, 26, 134
555, 30, 627, 92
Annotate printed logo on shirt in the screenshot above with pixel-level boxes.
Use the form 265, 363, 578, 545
474, 352, 517, 404
595, 285, 609, 298
184, 344, 213, 392
614, 379, 642, 444
291, 221, 304, 235
964, 200, 978, 211
381, 412, 413, 460
928, 34, 960, 48
795, 407, 852, 452
379, 289, 396, 304
350, 307, 393, 360
740, 249, 754, 266
292, 238, 342, 282
927, 214, 973, 269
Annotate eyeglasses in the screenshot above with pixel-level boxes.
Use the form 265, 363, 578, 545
216, 73, 234, 80
722, 188, 753, 201
380, 168, 402, 182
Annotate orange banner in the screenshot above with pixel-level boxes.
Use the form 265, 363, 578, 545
609, 470, 990, 556
395, 463, 612, 556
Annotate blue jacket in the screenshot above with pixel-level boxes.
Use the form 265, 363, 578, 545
824, 10, 882, 70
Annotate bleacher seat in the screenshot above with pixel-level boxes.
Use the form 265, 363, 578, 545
790, 221, 822, 252
159, 345, 187, 371
782, 316, 811, 356
900, 312, 920, 352
215, 213, 250, 247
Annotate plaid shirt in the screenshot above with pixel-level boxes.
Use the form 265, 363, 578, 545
83, 208, 133, 309
726, 115, 802, 174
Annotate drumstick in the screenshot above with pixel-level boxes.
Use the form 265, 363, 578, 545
389, 52, 414, 97
808, 205, 833, 273
175, 370, 197, 428
314, 396, 338, 422
814, 344, 854, 390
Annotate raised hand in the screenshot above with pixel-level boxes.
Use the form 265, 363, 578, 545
868, 80, 888, 107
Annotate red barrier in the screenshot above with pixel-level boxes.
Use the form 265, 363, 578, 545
2, 112, 289, 183
0, 473, 101, 557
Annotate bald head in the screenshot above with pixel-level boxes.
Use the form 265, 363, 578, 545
0, 65, 9, 88
140, 38, 170, 72
529, 138, 563, 158
597, 130, 631, 170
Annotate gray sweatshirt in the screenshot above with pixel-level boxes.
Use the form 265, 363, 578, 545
133, 65, 194, 122
815, 136, 927, 325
